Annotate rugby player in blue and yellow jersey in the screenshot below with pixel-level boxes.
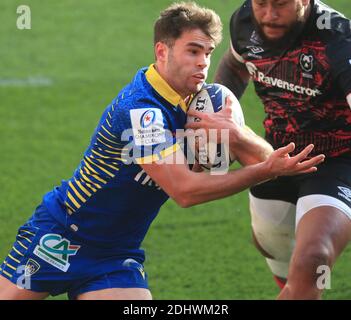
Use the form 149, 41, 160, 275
0, 2, 324, 300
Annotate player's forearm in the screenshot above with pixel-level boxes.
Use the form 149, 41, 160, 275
180, 162, 272, 207
230, 127, 274, 166
214, 49, 249, 99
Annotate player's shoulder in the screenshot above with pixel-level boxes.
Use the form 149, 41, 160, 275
307, 1, 351, 63
230, 0, 251, 28
311, 0, 351, 42
230, 0, 259, 54
108, 67, 173, 133
116, 67, 167, 113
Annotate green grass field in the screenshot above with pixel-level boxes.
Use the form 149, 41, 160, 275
0, 0, 350, 300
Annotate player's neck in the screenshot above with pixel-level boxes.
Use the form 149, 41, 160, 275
153, 62, 189, 100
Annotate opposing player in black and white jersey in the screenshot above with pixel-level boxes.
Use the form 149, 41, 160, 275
187, 0, 351, 299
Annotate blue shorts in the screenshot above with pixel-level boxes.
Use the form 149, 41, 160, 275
0, 206, 149, 299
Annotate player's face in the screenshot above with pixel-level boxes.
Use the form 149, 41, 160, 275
163, 29, 215, 98
252, 0, 309, 42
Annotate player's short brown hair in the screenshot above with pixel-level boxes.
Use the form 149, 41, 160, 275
154, 2, 222, 47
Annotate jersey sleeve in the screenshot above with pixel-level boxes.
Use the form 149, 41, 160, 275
111, 99, 179, 165
327, 38, 351, 96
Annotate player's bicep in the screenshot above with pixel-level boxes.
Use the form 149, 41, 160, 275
140, 148, 192, 202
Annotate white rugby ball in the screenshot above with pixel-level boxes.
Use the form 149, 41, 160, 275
186, 83, 245, 171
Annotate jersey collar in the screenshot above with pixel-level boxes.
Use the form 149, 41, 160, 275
145, 64, 188, 113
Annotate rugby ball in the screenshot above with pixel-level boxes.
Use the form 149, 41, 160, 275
186, 83, 245, 171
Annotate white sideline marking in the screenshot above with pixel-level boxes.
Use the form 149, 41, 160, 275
0, 77, 53, 87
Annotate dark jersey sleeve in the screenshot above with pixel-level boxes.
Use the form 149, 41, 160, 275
327, 38, 351, 96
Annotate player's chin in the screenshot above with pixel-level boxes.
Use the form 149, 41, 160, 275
190, 80, 205, 94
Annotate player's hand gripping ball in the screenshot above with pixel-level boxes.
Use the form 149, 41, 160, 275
186, 83, 245, 171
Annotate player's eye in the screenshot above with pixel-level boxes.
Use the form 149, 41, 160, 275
255, 0, 267, 7
189, 49, 198, 55
276, 0, 288, 7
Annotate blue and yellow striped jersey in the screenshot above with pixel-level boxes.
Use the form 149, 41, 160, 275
42, 65, 187, 258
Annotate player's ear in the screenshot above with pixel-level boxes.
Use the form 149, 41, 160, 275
155, 42, 168, 63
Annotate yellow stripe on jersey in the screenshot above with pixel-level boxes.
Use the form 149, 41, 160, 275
20, 230, 35, 236
135, 144, 180, 164
85, 157, 111, 181
98, 131, 120, 146
65, 201, 75, 214
5, 262, 17, 271
75, 179, 92, 197
90, 161, 115, 178
69, 181, 86, 203
160, 143, 180, 159
135, 153, 160, 164
79, 170, 98, 191
83, 159, 99, 175
95, 158, 120, 172
101, 125, 117, 139
67, 191, 81, 209
8, 254, 20, 264
82, 169, 103, 189
17, 235, 32, 243
12, 246, 24, 257
84, 157, 109, 182
92, 149, 113, 159
96, 137, 124, 151
17, 241, 28, 251
92, 149, 124, 163
89, 174, 104, 186
93, 148, 126, 162
106, 118, 112, 128
1, 269, 12, 278
103, 148, 126, 156
91, 149, 126, 164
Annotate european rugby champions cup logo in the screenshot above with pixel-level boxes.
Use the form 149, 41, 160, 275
34, 234, 80, 272
140, 110, 156, 128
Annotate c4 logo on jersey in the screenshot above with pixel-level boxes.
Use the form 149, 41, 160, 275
34, 234, 80, 272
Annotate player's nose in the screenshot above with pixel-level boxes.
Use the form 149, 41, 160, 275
197, 54, 210, 69
263, 5, 279, 21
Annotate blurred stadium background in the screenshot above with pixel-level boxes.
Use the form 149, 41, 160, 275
0, 0, 350, 299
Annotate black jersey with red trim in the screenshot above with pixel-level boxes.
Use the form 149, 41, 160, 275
230, 0, 351, 157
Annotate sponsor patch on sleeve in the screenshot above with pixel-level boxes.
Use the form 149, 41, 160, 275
130, 108, 166, 146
